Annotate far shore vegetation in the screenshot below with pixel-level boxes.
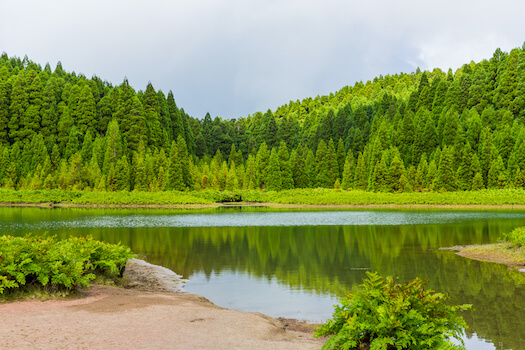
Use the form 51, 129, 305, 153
2, 188, 525, 208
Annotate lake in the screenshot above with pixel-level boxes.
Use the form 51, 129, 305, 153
2, 207, 525, 350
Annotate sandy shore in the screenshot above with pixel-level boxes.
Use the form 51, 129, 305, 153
0, 259, 322, 350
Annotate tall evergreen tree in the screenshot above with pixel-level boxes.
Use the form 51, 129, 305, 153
277, 141, 294, 190
266, 148, 282, 191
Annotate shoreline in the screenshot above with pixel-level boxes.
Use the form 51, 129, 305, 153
0, 258, 322, 350
3, 201, 525, 210
443, 244, 525, 272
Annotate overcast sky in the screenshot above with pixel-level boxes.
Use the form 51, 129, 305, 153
1, 1, 524, 120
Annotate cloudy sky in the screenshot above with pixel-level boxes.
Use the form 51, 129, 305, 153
1, 1, 524, 120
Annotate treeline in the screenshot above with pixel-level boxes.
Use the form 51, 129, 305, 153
1, 44, 525, 193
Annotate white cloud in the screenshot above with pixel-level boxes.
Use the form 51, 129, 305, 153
1, 0, 524, 119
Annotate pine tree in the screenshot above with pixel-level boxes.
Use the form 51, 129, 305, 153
167, 91, 184, 142
471, 172, 485, 190
387, 152, 407, 193
315, 139, 330, 188
435, 146, 457, 191
133, 150, 147, 191
106, 163, 116, 191
370, 155, 388, 192
277, 141, 294, 190
65, 126, 81, 161
40, 79, 58, 150
488, 155, 505, 189
168, 140, 185, 191
56, 102, 74, 156
103, 119, 123, 175
457, 142, 473, 191
8, 72, 28, 143
177, 135, 192, 189
305, 149, 316, 188
354, 152, 368, 190
142, 82, 163, 148
266, 148, 282, 191
76, 85, 97, 137
255, 142, 270, 188
0, 72, 12, 144
341, 150, 354, 190
115, 155, 131, 191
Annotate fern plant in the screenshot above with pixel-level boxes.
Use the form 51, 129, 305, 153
315, 272, 472, 350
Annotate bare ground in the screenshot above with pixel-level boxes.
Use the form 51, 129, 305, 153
0, 259, 322, 350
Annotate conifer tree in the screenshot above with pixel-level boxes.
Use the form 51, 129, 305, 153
457, 142, 473, 191
8, 72, 28, 143
133, 151, 147, 191
76, 85, 97, 137
65, 126, 81, 161
354, 152, 368, 190
177, 135, 192, 189
142, 82, 163, 148
56, 102, 74, 155
0, 67, 10, 144
255, 142, 270, 189
167, 140, 184, 191
266, 148, 282, 191
305, 149, 316, 188
291, 145, 308, 188
315, 139, 331, 188
336, 138, 346, 180
341, 150, 354, 190
370, 155, 388, 192
488, 155, 506, 189
426, 159, 438, 190
244, 154, 256, 189
167, 91, 184, 142
471, 172, 485, 190
106, 163, 116, 191
103, 119, 123, 175
435, 146, 457, 191
115, 155, 131, 191
277, 141, 294, 190
387, 152, 407, 193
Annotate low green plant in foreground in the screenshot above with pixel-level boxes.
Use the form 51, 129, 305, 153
501, 226, 525, 247
0, 235, 136, 297
315, 272, 472, 350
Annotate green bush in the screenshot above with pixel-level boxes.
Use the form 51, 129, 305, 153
315, 272, 472, 350
501, 226, 525, 247
0, 235, 136, 296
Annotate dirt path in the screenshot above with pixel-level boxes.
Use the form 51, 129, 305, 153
0, 260, 322, 350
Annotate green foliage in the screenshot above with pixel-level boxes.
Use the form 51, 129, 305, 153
0, 235, 136, 296
315, 272, 471, 350
2, 48, 525, 195
501, 226, 525, 247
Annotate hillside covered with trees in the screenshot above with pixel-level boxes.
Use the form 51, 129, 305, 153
1, 44, 525, 194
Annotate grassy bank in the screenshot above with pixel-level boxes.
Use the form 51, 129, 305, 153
457, 244, 525, 269
1, 188, 525, 208
456, 226, 525, 271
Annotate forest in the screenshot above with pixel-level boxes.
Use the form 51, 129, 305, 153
0, 44, 525, 194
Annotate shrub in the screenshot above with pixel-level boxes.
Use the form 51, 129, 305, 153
501, 226, 525, 247
315, 272, 472, 350
0, 235, 136, 296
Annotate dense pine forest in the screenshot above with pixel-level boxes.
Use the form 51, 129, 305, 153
1, 45, 525, 193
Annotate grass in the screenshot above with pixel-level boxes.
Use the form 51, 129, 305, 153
458, 244, 525, 268
1, 188, 525, 207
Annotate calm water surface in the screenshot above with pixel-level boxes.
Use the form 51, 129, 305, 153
2, 207, 525, 350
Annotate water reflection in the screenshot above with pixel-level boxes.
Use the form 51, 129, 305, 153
2, 207, 525, 349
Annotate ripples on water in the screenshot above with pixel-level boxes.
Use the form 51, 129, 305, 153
4, 210, 525, 231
